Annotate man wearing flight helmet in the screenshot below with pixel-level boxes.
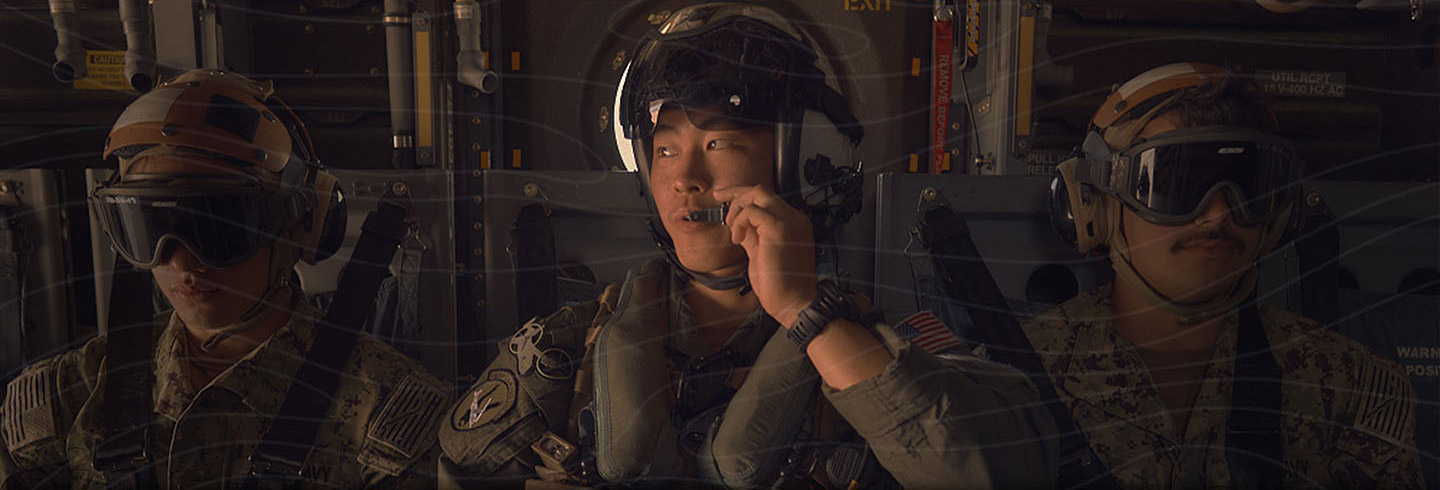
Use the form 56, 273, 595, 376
438, 3, 1056, 489
1029, 62, 1423, 487
0, 69, 449, 488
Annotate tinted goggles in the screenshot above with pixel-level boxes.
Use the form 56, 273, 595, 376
1089, 126, 1302, 226
91, 178, 306, 269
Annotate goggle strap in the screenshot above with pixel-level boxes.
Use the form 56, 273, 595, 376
1072, 156, 1110, 190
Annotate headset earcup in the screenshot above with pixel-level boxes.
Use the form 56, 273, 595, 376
1048, 167, 1078, 248
294, 170, 343, 264
314, 184, 347, 262
1055, 158, 1108, 253
793, 109, 861, 225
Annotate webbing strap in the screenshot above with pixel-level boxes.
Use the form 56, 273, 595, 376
1294, 199, 1339, 325
95, 261, 159, 490
0, 206, 25, 384
1226, 303, 1286, 488
511, 203, 558, 327
918, 204, 1118, 489
245, 191, 410, 488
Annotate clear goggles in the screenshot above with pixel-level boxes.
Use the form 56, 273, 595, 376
1083, 126, 1303, 226
90, 176, 306, 269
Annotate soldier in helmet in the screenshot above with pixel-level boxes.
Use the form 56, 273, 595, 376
1032, 62, 1423, 487
0, 69, 449, 488
437, 3, 1057, 489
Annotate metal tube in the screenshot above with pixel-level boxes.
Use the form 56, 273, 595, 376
454, 0, 498, 94
384, 0, 416, 168
48, 0, 86, 83
119, 0, 155, 92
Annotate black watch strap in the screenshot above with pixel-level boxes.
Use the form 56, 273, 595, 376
787, 280, 858, 350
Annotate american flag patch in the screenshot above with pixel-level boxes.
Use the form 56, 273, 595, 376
1353, 358, 1412, 445
368, 375, 447, 459
3, 370, 55, 450
893, 311, 963, 354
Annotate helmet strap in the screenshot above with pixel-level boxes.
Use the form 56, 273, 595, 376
647, 219, 752, 294
1108, 207, 1260, 323
198, 245, 299, 349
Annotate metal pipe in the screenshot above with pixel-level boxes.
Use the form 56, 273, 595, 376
454, 0, 498, 94
119, 0, 155, 92
48, 0, 86, 83
384, 0, 416, 168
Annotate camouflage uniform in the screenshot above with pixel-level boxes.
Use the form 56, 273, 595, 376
0, 301, 451, 489
1022, 283, 1424, 488
440, 260, 1058, 489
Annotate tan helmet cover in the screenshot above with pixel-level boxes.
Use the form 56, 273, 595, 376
103, 68, 340, 267
1091, 62, 1230, 151
105, 68, 293, 178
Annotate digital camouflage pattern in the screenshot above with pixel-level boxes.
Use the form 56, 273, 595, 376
0, 301, 450, 489
1023, 283, 1424, 488
440, 259, 1059, 489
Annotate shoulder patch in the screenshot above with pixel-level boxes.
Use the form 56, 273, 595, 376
451, 371, 516, 431
3, 369, 56, 451
366, 375, 447, 460
1352, 356, 1414, 445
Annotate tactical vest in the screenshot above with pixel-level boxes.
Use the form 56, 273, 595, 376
441, 260, 898, 489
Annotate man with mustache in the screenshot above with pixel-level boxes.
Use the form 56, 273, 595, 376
0, 69, 448, 488
1028, 62, 1423, 487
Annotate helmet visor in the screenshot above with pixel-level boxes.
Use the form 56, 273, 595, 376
1110, 126, 1302, 226
91, 179, 300, 269
619, 5, 819, 140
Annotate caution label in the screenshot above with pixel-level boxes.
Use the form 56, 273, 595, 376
1025, 150, 1071, 176
1398, 346, 1440, 377
74, 50, 130, 91
1256, 69, 1346, 98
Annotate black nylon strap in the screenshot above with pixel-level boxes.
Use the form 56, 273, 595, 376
1294, 199, 1339, 325
0, 206, 25, 385
1226, 303, 1285, 488
246, 192, 410, 487
918, 204, 1118, 489
96, 261, 160, 490
511, 203, 558, 326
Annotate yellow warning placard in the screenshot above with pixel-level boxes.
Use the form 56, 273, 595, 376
74, 51, 130, 91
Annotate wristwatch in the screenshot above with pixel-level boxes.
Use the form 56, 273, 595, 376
787, 280, 859, 350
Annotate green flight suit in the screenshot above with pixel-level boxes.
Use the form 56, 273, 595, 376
0, 301, 450, 489
1022, 283, 1424, 488
439, 260, 1058, 489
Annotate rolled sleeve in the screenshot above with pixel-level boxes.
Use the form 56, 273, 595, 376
823, 323, 1058, 489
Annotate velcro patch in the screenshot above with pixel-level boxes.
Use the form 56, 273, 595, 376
452, 371, 516, 431
366, 375, 447, 460
3, 370, 56, 451
1353, 358, 1413, 445
893, 311, 964, 354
